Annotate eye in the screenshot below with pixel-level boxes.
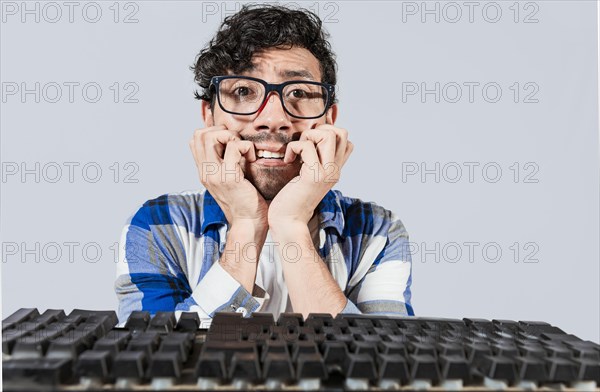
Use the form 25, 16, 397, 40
289, 89, 308, 99
234, 86, 251, 96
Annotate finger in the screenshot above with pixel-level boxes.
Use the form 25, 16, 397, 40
313, 124, 349, 174
220, 140, 255, 184
321, 124, 348, 164
190, 126, 228, 163
284, 140, 320, 168
342, 140, 354, 166
299, 128, 336, 165
223, 140, 256, 165
199, 129, 241, 163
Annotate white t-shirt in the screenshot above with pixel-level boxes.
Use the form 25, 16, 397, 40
254, 213, 321, 318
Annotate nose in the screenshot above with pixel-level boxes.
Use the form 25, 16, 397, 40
252, 91, 292, 132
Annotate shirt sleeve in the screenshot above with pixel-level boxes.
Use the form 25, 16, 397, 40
342, 211, 415, 316
114, 198, 266, 326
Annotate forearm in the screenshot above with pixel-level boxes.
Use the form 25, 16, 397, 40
219, 221, 267, 293
270, 222, 347, 317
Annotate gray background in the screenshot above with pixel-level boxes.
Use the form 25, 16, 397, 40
1, 1, 599, 342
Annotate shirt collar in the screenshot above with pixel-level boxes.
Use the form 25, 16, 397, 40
200, 189, 345, 236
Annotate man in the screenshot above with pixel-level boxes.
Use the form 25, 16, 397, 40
115, 4, 414, 324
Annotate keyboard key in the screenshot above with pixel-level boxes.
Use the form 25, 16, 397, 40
229, 351, 261, 382
409, 354, 440, 383
3, 358, 72, 385
148, 351, 182, 379
46, 334, 89, 359
344, 353, 377, 380
571, 346, 600, 360
158, 332, 194, 362
124, 311, 151, 331
75, 322, 105, 341
113, 350, 148, 380
322, 340, 348, 365
516, 356, 548, 382
519, 343, 546, 358
297, 352, 327, 379
574, 358, 600, 383
292, 341, 319, 361
546, 357, 579, 383
93, 332, 130, 354
277, 313, 304, 327
85, 313, 118, 335
148, 312, 176, 333
68, 310, 118, 331
350, 340, 379, 358
437, 342, 464, 357
33, 309, 66, 327
261, 339, 289, 361
126, 331, 161, 357
378, 341, 408, 356
75, 350, 113, 381
263, 352, 294, 381
545, 344, 574, 359
61, 315, 85, 327
466, 342, 493, 365
2, 308, 40, 331
439, 354, 471, 382
12, 334, 51, 359
409, 342, 437, 357
2, 327, 31, 354
305, 313, 334, 328
42, 322, 73, 339
195, 351, 227, 380
479, 355, 517, 383
201, 340, 257, 367
176, 312, 200, 332
492, 343, 519, 358
377, 353, 410, 383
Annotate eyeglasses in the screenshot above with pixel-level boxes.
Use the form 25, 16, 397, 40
209, 75, 335, 119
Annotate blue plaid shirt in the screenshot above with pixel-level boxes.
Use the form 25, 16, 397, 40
115, 188, 414, 325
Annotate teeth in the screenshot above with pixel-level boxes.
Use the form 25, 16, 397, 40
257, 150, 284, 159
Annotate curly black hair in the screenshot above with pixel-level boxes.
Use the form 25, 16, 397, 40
190, 3, 338, 110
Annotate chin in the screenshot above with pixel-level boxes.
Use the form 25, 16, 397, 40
243, 162, 300, 200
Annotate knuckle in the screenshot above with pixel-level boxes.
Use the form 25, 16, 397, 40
194, 128, 207, 139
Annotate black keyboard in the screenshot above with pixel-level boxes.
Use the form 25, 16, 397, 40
2, 308, 599, 391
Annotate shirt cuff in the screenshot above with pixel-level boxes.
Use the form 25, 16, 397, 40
191, 261, 267, 317
340, 298, 362, 314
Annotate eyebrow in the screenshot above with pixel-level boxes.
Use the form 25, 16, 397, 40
279, 69, 316, 81
240, 66, 317, 81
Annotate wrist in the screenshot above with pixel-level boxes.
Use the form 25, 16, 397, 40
221, 220, 267, 268
268, 219, 309, 235
229, 218, 268, 237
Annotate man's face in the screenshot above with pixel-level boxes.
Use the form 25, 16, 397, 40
201, 46, 337, 200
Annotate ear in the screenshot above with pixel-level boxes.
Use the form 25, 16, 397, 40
325, 103, 338, 125
201, 100, 214, 127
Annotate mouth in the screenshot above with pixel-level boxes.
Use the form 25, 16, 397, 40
252, 144, 288, 166
256, 149, 285, 159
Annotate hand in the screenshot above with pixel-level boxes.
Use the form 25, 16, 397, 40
268, 124, 353, 227
189, 125, 269, 228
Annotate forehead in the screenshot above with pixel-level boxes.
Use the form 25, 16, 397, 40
239, 47, 322, 82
